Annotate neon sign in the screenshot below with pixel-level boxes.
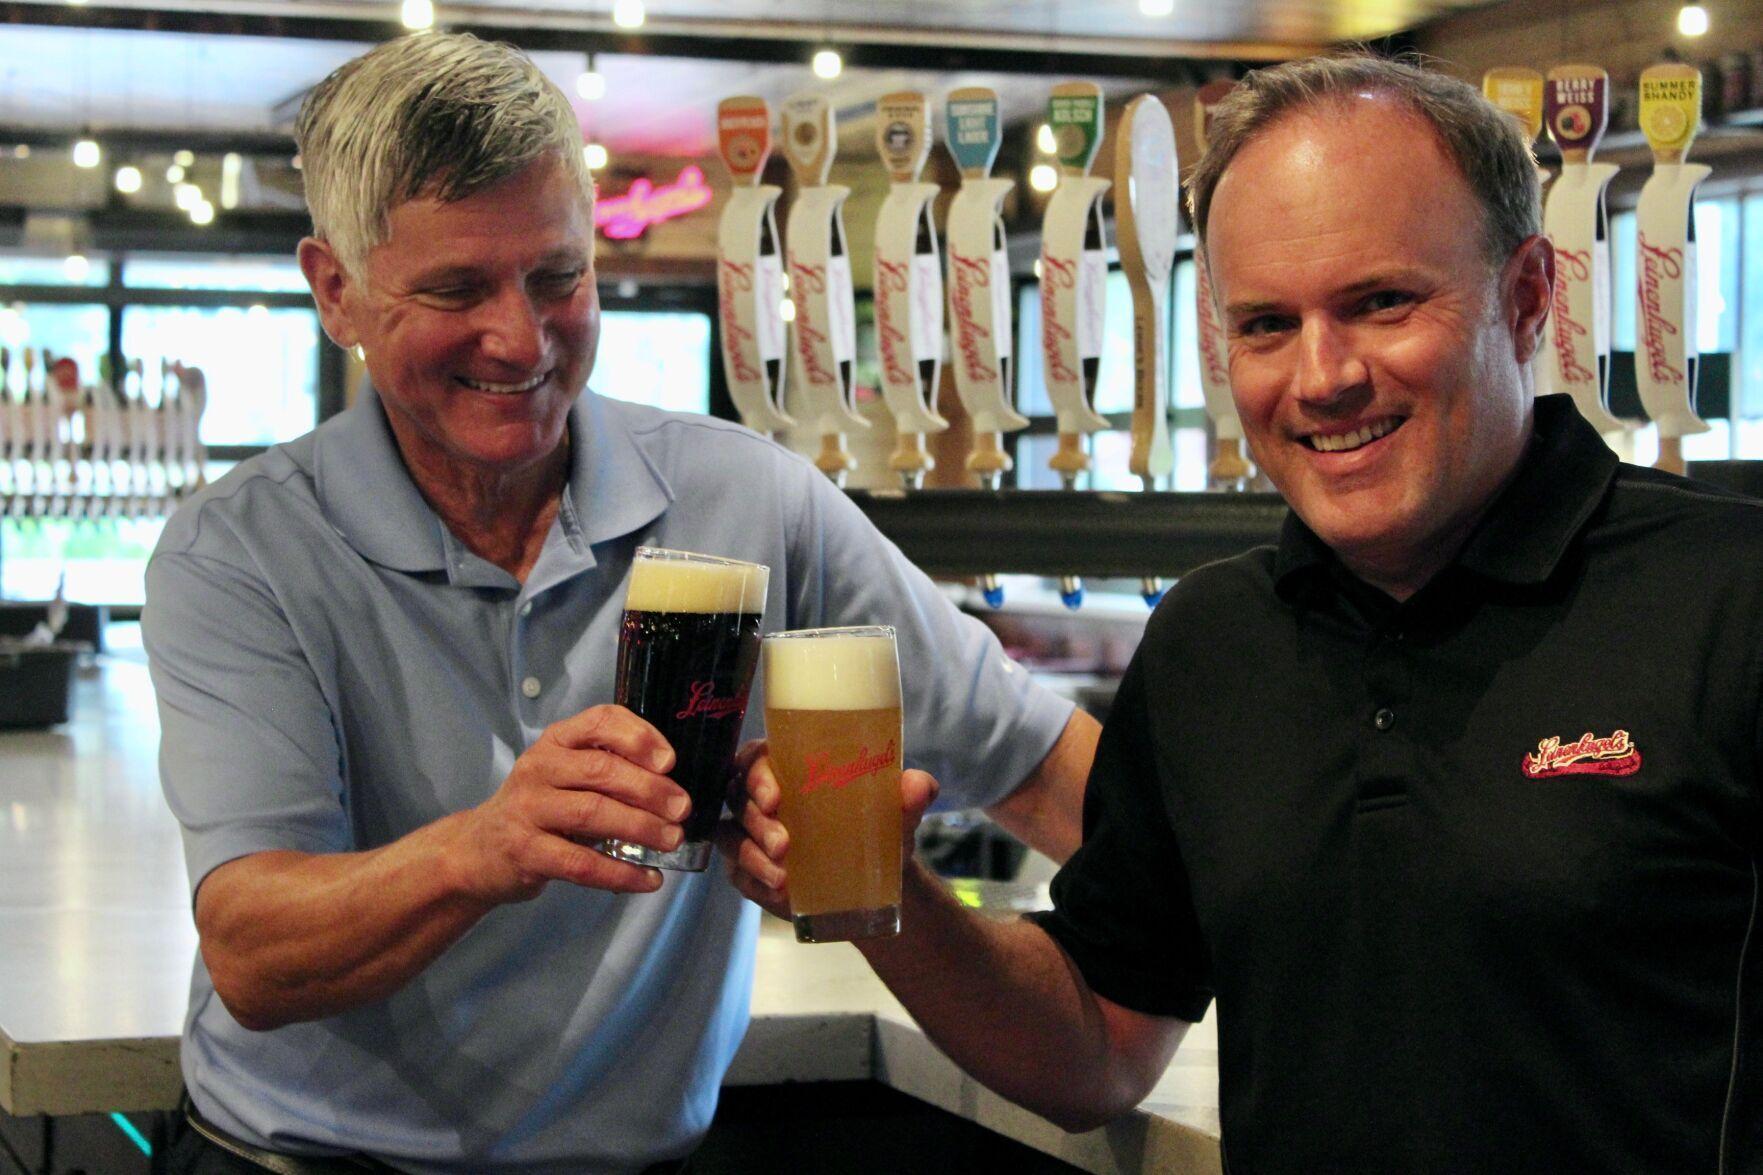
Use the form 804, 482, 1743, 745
595, 165, 714, 240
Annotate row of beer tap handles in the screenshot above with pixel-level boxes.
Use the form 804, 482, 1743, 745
715, 83, 1253, 610
1483, 62, 1710, 473
0, 348, 208, 519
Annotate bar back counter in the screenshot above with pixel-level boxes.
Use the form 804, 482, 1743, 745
1, 636, 1221, 1174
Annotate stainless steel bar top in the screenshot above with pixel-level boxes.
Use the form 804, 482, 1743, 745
0, 636, 1221, 1174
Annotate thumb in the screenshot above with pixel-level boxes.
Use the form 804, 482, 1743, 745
902, 769, 939, 835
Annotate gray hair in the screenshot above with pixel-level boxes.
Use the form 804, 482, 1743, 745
1187, 52, 1541, 266
295, 32, 594, 279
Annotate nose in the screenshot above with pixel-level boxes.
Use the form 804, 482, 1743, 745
1291, 316, 1368, 408
475, 286, 545, 370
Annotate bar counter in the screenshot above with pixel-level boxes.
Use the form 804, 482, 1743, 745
1, 639, 1221, 1173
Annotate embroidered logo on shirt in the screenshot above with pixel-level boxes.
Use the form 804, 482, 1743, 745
1521, 729, 1642, 779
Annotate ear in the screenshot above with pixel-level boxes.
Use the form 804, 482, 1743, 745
1503, 233, 1554, 368
298, 237, 362, 351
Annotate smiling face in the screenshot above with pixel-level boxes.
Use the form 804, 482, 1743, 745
301, 152, 598, 489
1206, 96, 1552, 598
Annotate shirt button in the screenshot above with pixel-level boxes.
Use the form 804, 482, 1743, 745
521, 676, 542, 699
1374, 707, 1396, 732
519, 601, 533, 617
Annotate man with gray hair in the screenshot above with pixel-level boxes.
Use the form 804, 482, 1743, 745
730, 51, 1763, 1171
143, 32, 1097, 1174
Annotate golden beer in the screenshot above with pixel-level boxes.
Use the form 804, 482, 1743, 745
763, 627, 903, 942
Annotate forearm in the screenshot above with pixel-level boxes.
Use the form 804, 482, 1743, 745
857, 858, 1172, 1131
984, 708, 1100, 864
197, 811, 495, 1031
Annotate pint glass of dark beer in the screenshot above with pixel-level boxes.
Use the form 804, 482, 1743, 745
598, 547, 769, 871
762, 626, 903, 942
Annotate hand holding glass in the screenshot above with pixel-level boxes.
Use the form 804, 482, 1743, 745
597, 547, 768, 872
763, 626, 903, 942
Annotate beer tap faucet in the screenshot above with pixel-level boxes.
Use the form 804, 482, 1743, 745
871, 91, 949, 490
1193, 81, 1253, 492
1542, 66, 1627, 436
1040, 82, 1110, 610
715, 96, 793, 438
1634, 63, 1711, 475
1116, 95, 1178, 610
781, 93, 866, 485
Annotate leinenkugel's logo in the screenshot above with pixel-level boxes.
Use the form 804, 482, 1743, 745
675, 680, 747, 722
803, 741, 896, 794
1520, 729, 1642, 779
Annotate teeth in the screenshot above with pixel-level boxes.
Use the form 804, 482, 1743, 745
1308, 417, 1399, 453
460, 372, 546, 394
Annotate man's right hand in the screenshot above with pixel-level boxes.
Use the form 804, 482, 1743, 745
460, 704, 688, 900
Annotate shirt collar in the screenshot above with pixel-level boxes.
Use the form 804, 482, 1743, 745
1273, 394, 1618, 602
312, 387, 674, 575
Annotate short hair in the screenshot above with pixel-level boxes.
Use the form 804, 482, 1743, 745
1187, 52, 1541, 266
295, 32, 594, 280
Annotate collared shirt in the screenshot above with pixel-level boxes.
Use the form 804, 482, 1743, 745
144, 388, 1072, 1175
1036, 395, 1763, 1173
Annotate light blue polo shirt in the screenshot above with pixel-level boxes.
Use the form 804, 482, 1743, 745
143, 387, 1072, 1175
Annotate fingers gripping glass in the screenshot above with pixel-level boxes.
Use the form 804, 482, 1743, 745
596, 547, 769, 872
762, 626, 903, 942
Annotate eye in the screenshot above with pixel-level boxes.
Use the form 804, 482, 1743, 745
419, 286, 482, 310
1359, 289, 1414, 315
1234, 313, 1295, 340
531, 267, 586, 298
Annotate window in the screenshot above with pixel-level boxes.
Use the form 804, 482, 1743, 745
121, 305, 320, 446
593, 309, 712, 416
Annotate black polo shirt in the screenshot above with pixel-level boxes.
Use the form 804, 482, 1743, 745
1035, 394, 1763, 1173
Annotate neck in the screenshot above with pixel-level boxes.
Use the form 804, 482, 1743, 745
402, 433, 570, 584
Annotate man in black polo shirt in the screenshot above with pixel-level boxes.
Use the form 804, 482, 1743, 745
724, 53, 1761, 1172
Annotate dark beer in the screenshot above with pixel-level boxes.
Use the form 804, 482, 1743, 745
600, 548, 769, 871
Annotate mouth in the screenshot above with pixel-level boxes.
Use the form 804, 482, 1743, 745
1300, 415, 1405, 454
457, 370, 549, 395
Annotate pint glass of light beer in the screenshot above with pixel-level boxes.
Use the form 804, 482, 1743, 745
762, 626, 903, 942
598, 547, 769, 872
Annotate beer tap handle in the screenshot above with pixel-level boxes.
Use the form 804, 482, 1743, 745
1194, 81, 1252, 490
716, 96, 793, 437
782, 92, 864, 484
1635, 62, 1710, 473
873, 90, 947, 489
1482, 66, 1548, 185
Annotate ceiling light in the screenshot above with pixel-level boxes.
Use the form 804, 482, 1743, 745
12, 145, 29, 159
174, 182, 201, 211
172, 149, 195, 168
166, 164, 186, 183
576, 68, 606, 101
812, 49, 842, 79
64, 254, 89, 280
1140, 0, 1175, 14
583, 143, 609, 170
114, 165, 142, 193
1677, 4, 1708, 34
402, 0, 435, 30
72, 139, 100, 168
1036, 123, 1057, 154
190, 201, 215, 226
1029, 163, 1058, 192
612, 0, 644, 29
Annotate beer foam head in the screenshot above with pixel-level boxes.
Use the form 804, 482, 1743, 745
625, 550, 769, 614
764, 630, 901, 711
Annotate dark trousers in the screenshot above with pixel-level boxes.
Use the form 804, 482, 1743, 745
155, 1103, 692, 1175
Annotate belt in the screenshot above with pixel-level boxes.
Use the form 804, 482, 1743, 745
186, 1105, 397, 1174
